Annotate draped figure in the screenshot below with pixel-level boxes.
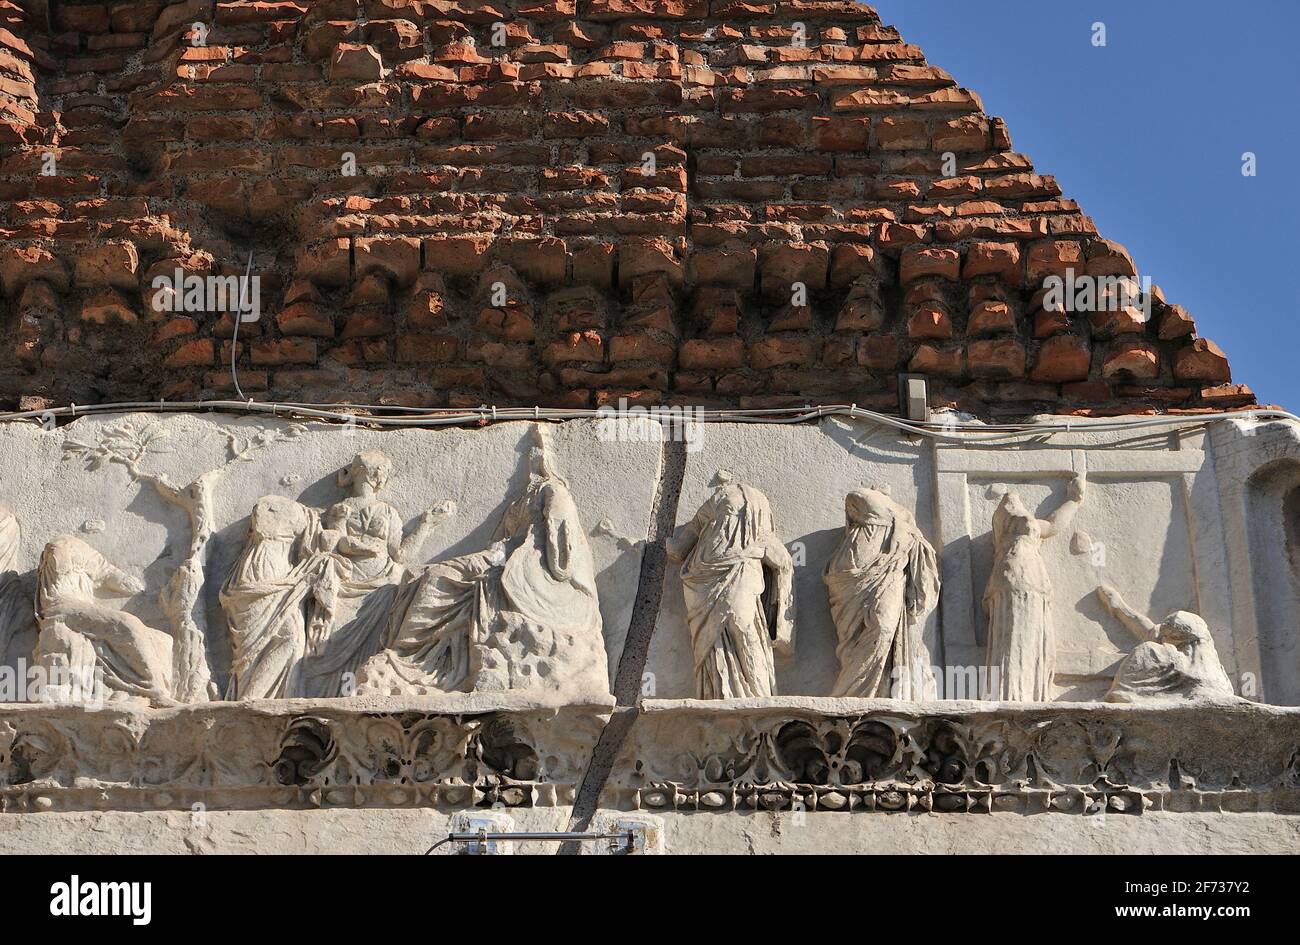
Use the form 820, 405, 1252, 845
357, 436, 607, 698
983, 475, 1085, 702
0, 505, 34, 670
222, 451, 450, 700
34, 535, 174, 705
668, 476, 794, 700
1095, 585, 1237, 704
823, 488, 940, 700
220, 496, 322, 700
299, 450, 446, 697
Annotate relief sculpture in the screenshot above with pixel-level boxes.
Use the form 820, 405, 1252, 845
983, 475, 1086, 702
0, 506, 33, 671
1094, 585, 1239, 704
668, 472, 794, 700
223, 451, 454, 699
823, 488, 940, 700
299, 450, 451, 697
34, 535, 174, 706
0, 415, 1277, 716
61, 419, 311, 701
220, 496, 319, 700
357, 427, 608, 699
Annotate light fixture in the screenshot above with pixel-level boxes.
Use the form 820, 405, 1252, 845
898, 373, 930, 422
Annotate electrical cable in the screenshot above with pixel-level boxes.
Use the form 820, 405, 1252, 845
230, 251, 255, 402
0, 399, 1292, 445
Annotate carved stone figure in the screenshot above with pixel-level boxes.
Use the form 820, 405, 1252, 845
300, 450, 451, 697
357, 428, 607, 698
1094, 585, 1238, 703
33, 535, 174, 706
668, 473, 794, 700
0, 505, 34, 669
220, 496, 322, 700
983, 474, 1085, 702
62, 419, 312, 703
823, 488, 940, 700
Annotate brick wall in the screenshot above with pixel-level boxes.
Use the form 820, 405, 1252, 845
0, 0, 1252, 415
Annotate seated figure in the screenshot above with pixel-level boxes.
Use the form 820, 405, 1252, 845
35, 535, 174, 706
357, 432, 607, 699
1094, 584, 1238, 704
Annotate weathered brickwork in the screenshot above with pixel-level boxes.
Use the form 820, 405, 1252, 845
0, 0, 1251, 415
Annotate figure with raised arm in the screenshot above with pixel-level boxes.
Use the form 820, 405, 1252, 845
357, 426, 606, 698
983, 473, 1085, 702
1094, 584, 1237, 703
302, 450, 452, 696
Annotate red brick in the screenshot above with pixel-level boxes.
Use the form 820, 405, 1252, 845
679, 336, 742, 371
252, 339, 317, 365
80, 289, 137, 324
164, 338, 215, 367
858, 334, 902, 371
0, 246, 70, 295
1158, 304, 1196, 340
1025, 240, 1084, 286
329, 43, 383, 81
1172, 338, 1231, 383
422, 235, 494, 277
760, 242, 828, 297
899, 246, 960, 284
1102, 340, 1159, 380
74, 240, 139, 290
355, 236, 421, 287
814, 116, 870, 151
297, 239, 351, 287
908, 344, 962, 376
277, 302, 335, 337
396, 334, 458, 362
1030, 334, 1091, 383
962, 242, 1020, 282
967, 300, 1015, 335
750, 336, 819, 369
609, 332, 674, 364
907, 303, 952, 340
968, 338, 1025, 379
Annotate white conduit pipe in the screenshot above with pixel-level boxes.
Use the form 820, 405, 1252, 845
0, 399, 1294, 444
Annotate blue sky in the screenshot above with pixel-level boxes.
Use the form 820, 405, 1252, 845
874, 0, 1300, 410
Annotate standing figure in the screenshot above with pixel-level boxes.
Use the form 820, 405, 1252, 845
301, 450, 448, 697
668, 473, 794, 700
358, 428, 606, 698
982, 474, 1085, 702
0, 505, 34, 670
823, 488, 940, 700
34, 535, 174, 705
1094, 585, 1237, 703
220, 495, 323, 699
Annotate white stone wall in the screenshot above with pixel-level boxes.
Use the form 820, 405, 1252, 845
2, 409, 1298, 854
0, 410, 1295, 702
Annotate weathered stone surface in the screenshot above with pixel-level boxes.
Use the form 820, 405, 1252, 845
0, 0, 1281, 858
